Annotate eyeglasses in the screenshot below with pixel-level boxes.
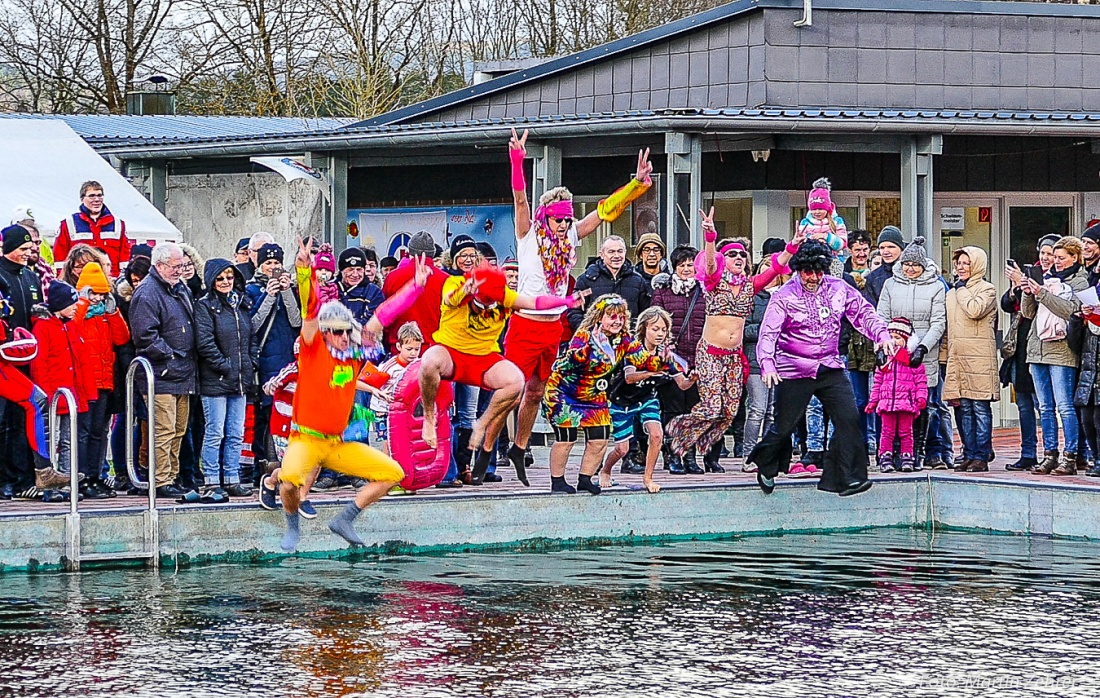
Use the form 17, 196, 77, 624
640, 246, 662, 255
166, 262, 187, 271
800, 270, 825, 277
83, 193, 104, 199
180, 262, 195, 270
901, 261, 924, 268
724, 250, 748, 259
325, 328, 351, 337
455, 252, 478, 261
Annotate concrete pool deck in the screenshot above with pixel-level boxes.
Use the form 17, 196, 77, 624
2, 429, 1099, 572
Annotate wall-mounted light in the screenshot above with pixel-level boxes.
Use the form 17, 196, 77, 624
751, 149, 771, 163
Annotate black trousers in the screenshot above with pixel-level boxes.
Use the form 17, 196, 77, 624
748, 368, 869, 493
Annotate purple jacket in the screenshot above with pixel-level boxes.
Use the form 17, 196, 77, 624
757, 275, 890, 379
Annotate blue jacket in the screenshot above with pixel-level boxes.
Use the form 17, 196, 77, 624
244, 273, 301, 391
129, 267, 197, 395
337, 279, 384, 326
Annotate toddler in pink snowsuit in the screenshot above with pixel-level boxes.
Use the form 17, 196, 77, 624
867, 317, 928, 473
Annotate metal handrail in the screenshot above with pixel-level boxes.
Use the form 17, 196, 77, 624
125, 357, 159, 569
51, 388, 81, 570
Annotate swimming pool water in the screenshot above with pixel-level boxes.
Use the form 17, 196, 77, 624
1, 529, 1098, 697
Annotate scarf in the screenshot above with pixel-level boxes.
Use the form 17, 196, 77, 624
84, 301, 107, 319
1049, 262, 1082, 282
670, 274, 696, 295
534, 200, 576, 295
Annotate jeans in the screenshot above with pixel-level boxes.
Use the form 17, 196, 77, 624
925, 379, 954, 461
1030, 363, 1079, 454
956, 399, 993, 461
848, 370, 873, 445
805, 397, 834, 452
1017, 390, 1039, 459
742, 374, 774, 457
201, 395, 247, 485
443, 383, 480, 483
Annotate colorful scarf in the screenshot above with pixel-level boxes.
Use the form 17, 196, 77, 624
534, 199, 576, 295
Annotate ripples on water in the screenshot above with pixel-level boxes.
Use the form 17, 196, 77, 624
2, 530, 1099, 697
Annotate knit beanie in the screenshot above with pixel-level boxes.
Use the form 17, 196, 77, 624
338, 247, 366, 271
449, 234, 477, 261
408, 231, 436, 257
257, 244, 283, 266
898, 236, 928, 269
1037, 233, 1060, 251
1082, 224, 1100, 243
76, 262, 111, 293
313, 244, 337, 274
131, 243, 153, 259
887, 317, 913, 338
761, 238, 785, 256
807, 177, 834, 213
475, 241, 498, 263
877, 225, 905, 249
47, 281, 79, 313
502, 257, 518, 271
1, 224, 32, 255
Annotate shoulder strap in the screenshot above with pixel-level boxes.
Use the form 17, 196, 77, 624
675, 285, 701, 345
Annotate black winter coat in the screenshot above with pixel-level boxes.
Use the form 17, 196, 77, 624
1075, 326, 1100, 407
129, 267, 198, 395
0, 257, 43, 331
999, 287, 1035, 394
864, 261, 895, 308
195, 259, 259, 398
743, 289, 770, 375
568, 259, 651, 331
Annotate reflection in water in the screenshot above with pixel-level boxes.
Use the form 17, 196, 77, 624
1, 530, 1099, 697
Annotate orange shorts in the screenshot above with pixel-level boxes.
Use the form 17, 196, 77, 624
504, 314, 563, 382
444, 345, 505, 389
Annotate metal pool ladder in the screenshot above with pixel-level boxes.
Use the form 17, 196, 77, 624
61, 358, 160, 570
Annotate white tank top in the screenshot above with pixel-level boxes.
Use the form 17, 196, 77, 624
515, 221, 579, 316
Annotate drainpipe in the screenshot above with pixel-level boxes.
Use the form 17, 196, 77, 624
794, 0, 812, 27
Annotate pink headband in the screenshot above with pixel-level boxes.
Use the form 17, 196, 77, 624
719, 242, 746, 256
536, 200, 574, 224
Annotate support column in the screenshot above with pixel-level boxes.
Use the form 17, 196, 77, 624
148, 161, 167, 214
900, 135, 940, 243
328, 154, 348, 253
532, 144, 562, 204
751, 190, 791, 254
665, 132, 702, 248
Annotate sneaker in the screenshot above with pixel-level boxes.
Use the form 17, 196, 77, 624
877, 452, 895, 474
899, 454, 915, 473
259, 480, 279, 510
311, 476, 337, 492
788, 463, 813, 479
387, 485, 415, 496
35, 467, 74, 490
349, 478, 368, 489
298, 500, 318, 519
741, 461, 758, 473
224, 483, 253, 497
13, 486, 41, 501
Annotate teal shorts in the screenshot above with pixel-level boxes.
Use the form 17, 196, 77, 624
610, 398, 662, 443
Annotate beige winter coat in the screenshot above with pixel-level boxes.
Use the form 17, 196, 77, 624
942, 246, 1000, 402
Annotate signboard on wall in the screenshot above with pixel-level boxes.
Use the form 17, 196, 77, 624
346, 205, 517, 259
940, 207, 965, 231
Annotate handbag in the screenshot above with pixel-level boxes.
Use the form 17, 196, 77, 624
1067, 315, 1087, 357
1001, 312, 1020, 359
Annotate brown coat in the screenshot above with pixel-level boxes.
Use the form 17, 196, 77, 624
942, 246, 1000, 402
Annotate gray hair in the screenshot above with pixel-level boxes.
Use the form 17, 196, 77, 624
600, 235, 627, 252
151, 242, 183, 266
317, 300, 361, 341
249, 231, 274, 251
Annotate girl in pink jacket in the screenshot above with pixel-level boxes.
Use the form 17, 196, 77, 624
867, 317, 928, 473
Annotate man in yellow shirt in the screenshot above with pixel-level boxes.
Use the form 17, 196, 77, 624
420, 263, 586, 485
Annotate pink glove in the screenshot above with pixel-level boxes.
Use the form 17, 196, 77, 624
374, 279, 424, 328
510, 148, 526, 192
534, 293, 584, 310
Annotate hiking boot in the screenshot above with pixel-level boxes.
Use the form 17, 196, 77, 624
877, 451, 895, 474
1006, 456, 1038, 471
899, 454, 915, 473
1033, 450, 1060, 474
35, 467, 74, 490
967, 460, 990, 472
619, 455, 645, 475
954, 458, 972, 472
1051, 452, 1078, 476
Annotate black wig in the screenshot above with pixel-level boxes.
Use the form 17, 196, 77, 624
789, 240, 833, 274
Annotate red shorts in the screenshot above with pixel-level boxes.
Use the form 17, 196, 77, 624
504, 314, 563, 382
444, 345, 505, 388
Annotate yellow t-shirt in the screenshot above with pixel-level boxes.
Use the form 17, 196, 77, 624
432, 275, 517, 355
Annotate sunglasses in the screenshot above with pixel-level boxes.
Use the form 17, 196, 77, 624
325, 328, 351, 336
724, 250, 748, 259
549, 216, 574, 226
215, 274, 235, 283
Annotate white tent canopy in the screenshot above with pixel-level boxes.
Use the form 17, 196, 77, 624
0, 119, 180, 243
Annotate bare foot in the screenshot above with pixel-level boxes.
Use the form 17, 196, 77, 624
598, 474, 613, 489
643, 479, 661, 494
422, 410, 438, 449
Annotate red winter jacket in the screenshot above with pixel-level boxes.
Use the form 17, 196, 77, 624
867, 346, 928, 416
30, 312, 93, 413
75, 298, 130, 392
